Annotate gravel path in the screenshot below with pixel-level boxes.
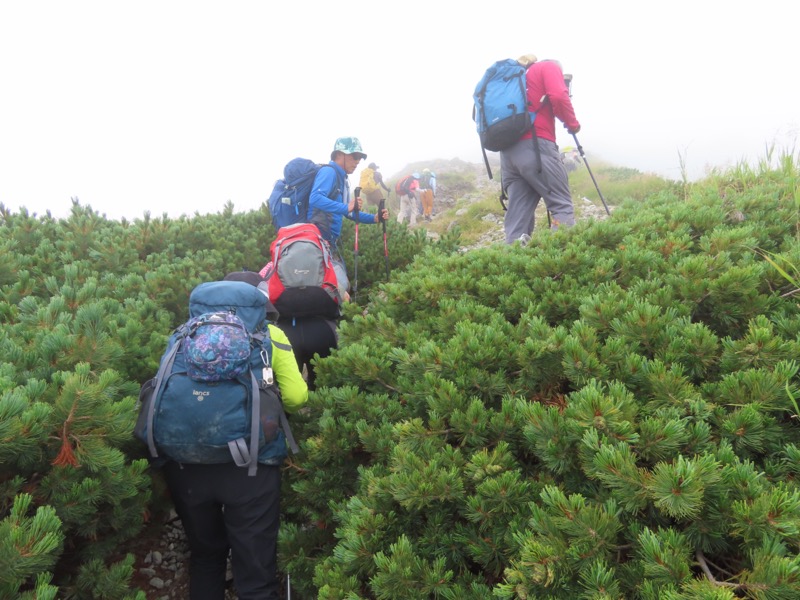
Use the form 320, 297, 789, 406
129, 512, 254, 599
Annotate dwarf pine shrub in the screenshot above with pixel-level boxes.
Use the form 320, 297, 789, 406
1, 156, 798, 597
0, 198, 449, 597
283, 160, 800, 598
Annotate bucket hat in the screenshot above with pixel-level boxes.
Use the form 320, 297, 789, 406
332, 137, 367, 159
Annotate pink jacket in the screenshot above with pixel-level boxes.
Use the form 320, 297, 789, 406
522, 60, 580, 143
396, 175, 420, 197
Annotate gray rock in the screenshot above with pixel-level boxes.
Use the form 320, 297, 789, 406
149, 577, 165, 589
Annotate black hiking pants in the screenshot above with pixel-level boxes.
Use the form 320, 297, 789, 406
276, 316, 338, 391
164, 462, 281, 600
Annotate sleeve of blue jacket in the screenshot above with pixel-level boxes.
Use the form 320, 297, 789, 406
351, 211, 378, 224
308, 164, 348, 216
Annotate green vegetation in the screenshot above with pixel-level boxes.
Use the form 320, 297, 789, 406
1, 150, 799, 598
400, 156, 677, 247
567, 159, 679, 208
287, 154, 800, 598
0, 200, 452, 597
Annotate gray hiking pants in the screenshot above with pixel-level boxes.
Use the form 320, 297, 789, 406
500, 137, 575, 244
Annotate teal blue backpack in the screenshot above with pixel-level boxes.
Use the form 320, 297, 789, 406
135, 280, 298, 475
472, 58, 539, 180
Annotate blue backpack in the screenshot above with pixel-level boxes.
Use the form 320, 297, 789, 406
472, 58, 538, 179
135, 280, 298, 475
267, 158, 342, 231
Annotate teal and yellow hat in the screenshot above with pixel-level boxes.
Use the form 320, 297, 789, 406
332, 136, 367, 159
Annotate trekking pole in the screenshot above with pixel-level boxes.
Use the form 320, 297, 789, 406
286, 573, 291, 600
352, 187, 361, 302
379, 198, 390, 280
572, 134, 611, 215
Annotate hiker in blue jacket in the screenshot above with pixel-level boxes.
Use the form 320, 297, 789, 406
307, 137, 389, 294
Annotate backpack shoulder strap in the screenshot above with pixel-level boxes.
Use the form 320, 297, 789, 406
145, 331, 185, 458
323, 164, 343, 200
226, 369, 262, 476
227, 332, 273, 476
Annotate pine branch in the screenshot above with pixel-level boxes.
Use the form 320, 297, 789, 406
695, 549, 737, 589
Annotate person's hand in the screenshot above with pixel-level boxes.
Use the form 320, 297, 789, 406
348, 196, 363, 213
567, 124, 581, 134
375, 208, 389, 223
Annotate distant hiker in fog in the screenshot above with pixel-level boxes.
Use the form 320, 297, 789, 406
561, 146, 582, 173
359, 162, 391, 207
419, 168, 436, 221
502, 53, 581, 245
395, 172, 420, 226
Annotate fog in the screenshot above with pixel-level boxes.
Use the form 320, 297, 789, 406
1, 0, 796, 220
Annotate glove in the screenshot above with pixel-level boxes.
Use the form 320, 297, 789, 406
567, 124, 581, 135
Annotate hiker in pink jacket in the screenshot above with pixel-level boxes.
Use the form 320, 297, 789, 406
501, 54, 581, 245
396, 173, 420, 226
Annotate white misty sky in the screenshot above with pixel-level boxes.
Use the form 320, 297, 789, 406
1, 0, 796, 220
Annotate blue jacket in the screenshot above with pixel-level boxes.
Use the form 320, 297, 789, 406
308, 161, 376, 245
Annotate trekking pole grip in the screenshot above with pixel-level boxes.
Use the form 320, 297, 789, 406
353, 187, 362, 218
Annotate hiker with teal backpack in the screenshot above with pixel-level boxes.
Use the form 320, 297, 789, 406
138, 271, 308, 599
307, 136, 389, 297
500, 54, 581, 244
473, 53, 581, 245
